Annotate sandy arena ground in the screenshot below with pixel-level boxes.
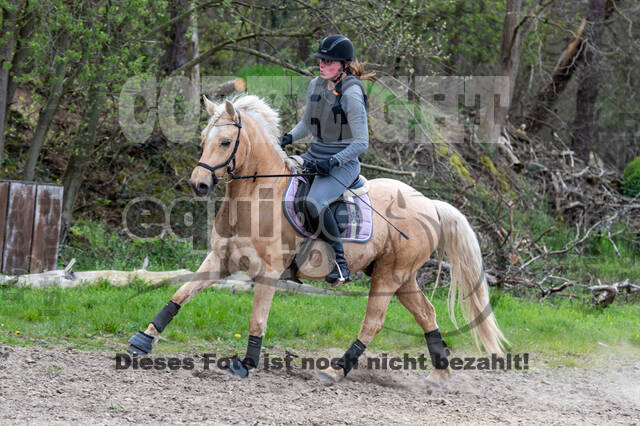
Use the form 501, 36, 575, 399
1, 345, 639, 424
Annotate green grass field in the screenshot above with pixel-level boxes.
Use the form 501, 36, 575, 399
1, 279, 638, 365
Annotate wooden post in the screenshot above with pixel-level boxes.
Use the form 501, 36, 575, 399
1, 180, 63, 275
0, 181, 9, 267
2, 181, 37, 274
29, 184, 64, 273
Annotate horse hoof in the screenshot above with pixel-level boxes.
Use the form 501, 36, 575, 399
315, 366, 344, 385
229, 359, 249, 378
426, 366, 452, 386
126, 331, 153, 355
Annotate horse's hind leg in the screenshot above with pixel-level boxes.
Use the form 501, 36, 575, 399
396, 279, 452, 384
126, 249, 229, 355
317, 271, 396, 384
395, 278, 438, 334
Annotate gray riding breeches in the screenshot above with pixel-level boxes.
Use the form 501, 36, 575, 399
302, 157, 361, 218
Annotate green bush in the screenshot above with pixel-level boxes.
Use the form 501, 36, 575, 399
622, 156, 640, 198
58, 220, 207, 272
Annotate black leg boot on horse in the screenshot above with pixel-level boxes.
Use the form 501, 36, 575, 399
127, 300, 181, 355
320, 206, 352, 284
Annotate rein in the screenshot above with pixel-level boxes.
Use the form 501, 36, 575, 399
230, 171, 317, 182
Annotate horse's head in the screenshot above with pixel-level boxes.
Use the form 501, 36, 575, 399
190, 97, 246, 196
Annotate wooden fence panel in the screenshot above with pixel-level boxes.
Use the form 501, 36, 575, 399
0, 181, 9, 266
2, 182, 37, 275
29, 184, 64, 273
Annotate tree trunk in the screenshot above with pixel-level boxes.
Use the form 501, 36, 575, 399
408, 55, 426, 144
486, 0, 522, 144
4, 5, 35, 131
60, 85, 105, 243
297, 36, 311, 64
23, 32, 70, 181
0, 1, 23, 166
161, 0, 191, 74
499, 0, 522, 107
570, 0, 608, 161
187, 0, 199, 92
442, 0, 465, 75
255, 1, 265, 64
525, 20, 586, 134
525, 0, 615, 135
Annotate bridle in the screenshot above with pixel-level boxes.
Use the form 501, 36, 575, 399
196, 110, 243, 185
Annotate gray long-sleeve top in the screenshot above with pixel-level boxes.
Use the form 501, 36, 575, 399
288, 76, 368, 166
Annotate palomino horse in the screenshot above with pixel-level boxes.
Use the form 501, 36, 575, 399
127, 94, 508, 384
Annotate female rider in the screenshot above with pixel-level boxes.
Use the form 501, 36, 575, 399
280, 34, 373, 284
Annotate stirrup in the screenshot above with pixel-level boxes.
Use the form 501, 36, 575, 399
326, 260, 351, 284
335, 261, 346, 282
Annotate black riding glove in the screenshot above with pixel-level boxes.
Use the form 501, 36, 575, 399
316, 157, 339, 175
280, 133, 293, 148
302, 159, 318, 174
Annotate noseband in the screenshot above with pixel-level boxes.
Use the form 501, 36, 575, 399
197, 110, 242, 184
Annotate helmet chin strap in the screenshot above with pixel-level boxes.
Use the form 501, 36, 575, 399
330, 63, 346, 83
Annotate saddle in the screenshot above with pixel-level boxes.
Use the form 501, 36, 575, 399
293, 173, 368, 236
282, 171, 373, 243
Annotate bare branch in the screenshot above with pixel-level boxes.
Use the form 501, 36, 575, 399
172, 27, 322, 76
222, 45, 313, 76
361, 162, 416, 177
140, 1, 222, 42
517, 214, 616, 272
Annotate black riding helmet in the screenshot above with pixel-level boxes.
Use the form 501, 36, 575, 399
313, 34, 354, 62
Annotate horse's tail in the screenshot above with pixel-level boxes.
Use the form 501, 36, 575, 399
433, 200, 508, 355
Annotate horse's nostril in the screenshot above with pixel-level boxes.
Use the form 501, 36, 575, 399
197, 183, 209, 195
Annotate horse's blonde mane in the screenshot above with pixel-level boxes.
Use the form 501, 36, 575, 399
205, 94, 291, 165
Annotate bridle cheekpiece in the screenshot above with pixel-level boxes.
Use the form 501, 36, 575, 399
196, 110, 242, 183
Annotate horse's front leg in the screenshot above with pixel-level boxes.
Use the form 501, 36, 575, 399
228, 265, 282, 377
126, 243, 230, 355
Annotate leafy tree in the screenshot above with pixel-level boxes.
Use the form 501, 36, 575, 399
55, 0, 168, 240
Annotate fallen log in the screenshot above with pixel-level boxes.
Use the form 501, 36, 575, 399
0, 266, 341, 296
589, 279, 640, 307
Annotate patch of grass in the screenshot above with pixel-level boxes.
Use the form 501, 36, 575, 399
235, 63, 300, 79
622, 156, 640, 197
490, 292, 639, 357
1, 281, 638, 363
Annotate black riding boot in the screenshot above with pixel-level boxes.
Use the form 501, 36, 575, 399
320, 207, 351, 284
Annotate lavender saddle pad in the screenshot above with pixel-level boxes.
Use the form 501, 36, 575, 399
282, 175, 373, 243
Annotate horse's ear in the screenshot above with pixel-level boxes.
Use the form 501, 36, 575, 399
203, 95, 216, 116
224, 99, 237, 121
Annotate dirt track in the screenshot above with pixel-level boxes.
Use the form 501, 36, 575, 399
1, 345, 638, 424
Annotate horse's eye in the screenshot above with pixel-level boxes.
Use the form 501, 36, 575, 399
221, 138, 232, 146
